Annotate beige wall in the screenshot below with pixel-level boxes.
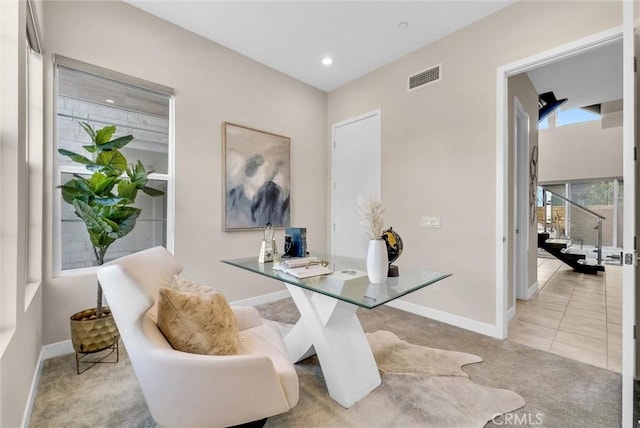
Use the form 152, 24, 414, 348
0, 1, 44, 427
539, 105, 623, 183
39, 0, 328, 345
327, 1, 622, 325
507, 73, 539, 308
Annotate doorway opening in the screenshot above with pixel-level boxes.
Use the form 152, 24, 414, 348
496, 23, 634, 426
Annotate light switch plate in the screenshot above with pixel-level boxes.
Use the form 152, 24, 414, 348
421, 216, 441, 228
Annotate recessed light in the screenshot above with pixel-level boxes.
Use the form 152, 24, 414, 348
105, 99, 115, 104
398, 21, 409, 30
322, 57, 333, 66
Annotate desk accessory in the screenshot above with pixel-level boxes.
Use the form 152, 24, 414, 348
258, 224, 277, 263
382, 227, 403, 277
284, 227, 307, 257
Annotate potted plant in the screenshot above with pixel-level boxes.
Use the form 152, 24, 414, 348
59, 122, 164, 368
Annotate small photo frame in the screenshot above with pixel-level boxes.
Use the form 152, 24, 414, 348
222, 122, 291, 231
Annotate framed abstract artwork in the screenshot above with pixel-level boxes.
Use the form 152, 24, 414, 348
222, 122, 291, 231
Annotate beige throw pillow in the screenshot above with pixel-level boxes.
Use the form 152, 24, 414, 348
171, 274, 216, 294
157, 287, 239, 355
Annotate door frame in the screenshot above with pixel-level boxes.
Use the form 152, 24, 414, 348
513, 96, 530, 302
495, 23, 633, 425
330, 109, 382, 256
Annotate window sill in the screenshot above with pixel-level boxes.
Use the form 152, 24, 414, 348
24, 281, 41, 311
0, 327, 16, 360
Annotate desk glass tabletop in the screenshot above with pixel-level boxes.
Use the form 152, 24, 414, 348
221, 254, 451, 309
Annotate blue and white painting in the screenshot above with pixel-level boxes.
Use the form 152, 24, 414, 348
223, 122, 290, 230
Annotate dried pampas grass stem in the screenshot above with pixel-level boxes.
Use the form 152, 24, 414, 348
357, 196, 385, 240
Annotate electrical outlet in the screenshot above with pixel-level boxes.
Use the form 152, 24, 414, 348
421, 216, 441, 228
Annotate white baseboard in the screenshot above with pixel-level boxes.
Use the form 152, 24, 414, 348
507, 304, 517, 321
22, 340, 74, 427
386, 299, 502, 339
526, 281, 539, 300
41, 339, 74, 360
231, 290, 290, 307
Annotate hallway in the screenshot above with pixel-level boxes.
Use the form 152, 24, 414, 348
508, 258, 622, 372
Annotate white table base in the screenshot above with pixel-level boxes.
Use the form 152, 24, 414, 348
283, 283, 382, 408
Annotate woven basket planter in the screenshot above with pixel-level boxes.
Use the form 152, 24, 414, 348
70, 307, 119, 354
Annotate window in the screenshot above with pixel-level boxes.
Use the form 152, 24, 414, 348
538, 116, 549, 130
54, 57, 174, 273
556, 107, 601, 127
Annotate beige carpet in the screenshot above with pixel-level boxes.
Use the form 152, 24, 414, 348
29, 329, 524, 428
265, 330, 525, 427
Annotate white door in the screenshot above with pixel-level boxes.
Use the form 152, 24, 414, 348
514, 98, 530, 301
332, 110, 381, 258
621, 2, 636, 425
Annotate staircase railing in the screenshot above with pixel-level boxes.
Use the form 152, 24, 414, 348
540, 186, 606, 265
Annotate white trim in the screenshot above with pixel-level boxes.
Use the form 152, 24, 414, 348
20, 347, 44, 428
495, 25, 624, 341
230, 290, 290, 307
507, 304, 516, 321
166, 95, 176, 254
621, 2, 635, 426
513, 96, 530, 302
21, 341, 74, 427
386, 299, 501, 339
526, 281, 539, 300
41, 339, 74, 359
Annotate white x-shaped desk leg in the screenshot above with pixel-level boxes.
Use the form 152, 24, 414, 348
283, 283, 381, 408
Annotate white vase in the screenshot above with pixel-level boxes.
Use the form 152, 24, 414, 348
366, 239, 388, 284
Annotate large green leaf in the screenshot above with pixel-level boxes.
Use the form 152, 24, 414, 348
142, 186, 164, 197
58, 149, 94, 166
95, 125, 116, 144
71, 174, 92, 193
79, 122, 96, 141
96, 150, 127, 175
106, 206, 141, 239
73, 199, 114, 237
117, 179, 138, 203
127, 160, 149, 189
94, 196, 125, 206
60, 182, 91, 205
99, 135, 133, 152
88, 172, 117, 195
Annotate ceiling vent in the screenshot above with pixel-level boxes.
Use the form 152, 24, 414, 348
408, 64, 441, 91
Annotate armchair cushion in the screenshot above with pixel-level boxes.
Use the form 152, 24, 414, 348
157, 287, 239, 355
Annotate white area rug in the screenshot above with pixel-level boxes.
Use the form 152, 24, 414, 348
266, 329, 526, 427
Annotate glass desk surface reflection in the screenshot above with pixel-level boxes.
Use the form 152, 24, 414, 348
221, 254, 451, 309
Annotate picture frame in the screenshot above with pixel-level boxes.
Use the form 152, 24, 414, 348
222, 122, 291, 231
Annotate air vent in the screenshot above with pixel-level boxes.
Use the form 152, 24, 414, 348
408, 64, 441, 91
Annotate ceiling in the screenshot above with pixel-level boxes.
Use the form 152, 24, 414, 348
125, 1, 516, 92
526, 40, 623, 111
124, 1, 622, 106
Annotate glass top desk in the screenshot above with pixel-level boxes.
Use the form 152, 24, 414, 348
222, 254, 451, 408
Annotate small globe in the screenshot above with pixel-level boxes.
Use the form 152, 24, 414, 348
381, 227, 403, 264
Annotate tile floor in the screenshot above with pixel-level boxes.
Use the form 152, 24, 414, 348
508, 257, 622, 372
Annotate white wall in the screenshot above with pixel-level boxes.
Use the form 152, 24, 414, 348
0, 1, 44, 427
539, 103, 623, 183
38, 0, 328, 345
327, 1, 622, 326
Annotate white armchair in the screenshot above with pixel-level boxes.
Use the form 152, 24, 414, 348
96, 246, 298, 428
